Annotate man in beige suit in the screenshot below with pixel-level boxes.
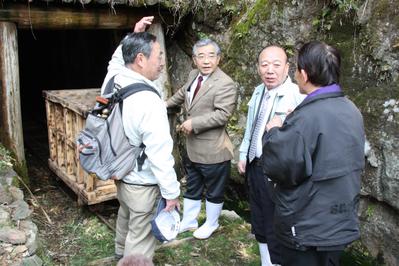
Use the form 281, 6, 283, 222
166, 39, 237, 240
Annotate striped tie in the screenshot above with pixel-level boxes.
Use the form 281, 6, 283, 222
248, 91, 270, 162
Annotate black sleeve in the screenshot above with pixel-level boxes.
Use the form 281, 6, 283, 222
261, 124, 313, 188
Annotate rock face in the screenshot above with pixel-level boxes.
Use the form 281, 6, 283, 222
165, 0, 399, 265
0, 169, 42, 265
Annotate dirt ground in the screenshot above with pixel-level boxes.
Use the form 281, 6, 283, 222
25, 149, 117, 265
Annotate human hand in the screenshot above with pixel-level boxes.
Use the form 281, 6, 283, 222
179, 119, 193, 135
164, 198, 180, 212
133, 16, 154, 33
237, 160, 246, 175
266, 115, 283, 131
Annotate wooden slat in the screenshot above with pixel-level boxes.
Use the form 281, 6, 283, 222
45, 100, 57, 161
43, 89, 99, 117
65, 109, 75, 178
54, 104, 65, 169
0, 4, 148, 30
76, 113, 86, 184
86, 173, 95, 192
95, 185, 117, 197
95, 179, 116, 188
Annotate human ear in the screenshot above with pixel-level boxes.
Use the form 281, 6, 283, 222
135, 53, 146, 68
300, 69, 308, 83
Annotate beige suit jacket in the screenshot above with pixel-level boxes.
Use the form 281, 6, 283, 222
167, 67, 237, 164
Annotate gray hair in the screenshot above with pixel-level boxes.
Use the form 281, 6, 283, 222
192, 39, 221, 56
121, 32, 157, 64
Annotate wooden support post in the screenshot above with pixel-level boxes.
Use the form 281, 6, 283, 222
0, 22, 25, 163
148, 23, 172, 98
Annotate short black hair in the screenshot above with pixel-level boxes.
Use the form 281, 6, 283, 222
297, 41, 341, 86
121, 32, 157, 64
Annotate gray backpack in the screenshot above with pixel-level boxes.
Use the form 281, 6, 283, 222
76, 77, 160, 180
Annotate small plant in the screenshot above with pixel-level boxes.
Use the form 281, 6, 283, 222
0, 144, 15, 172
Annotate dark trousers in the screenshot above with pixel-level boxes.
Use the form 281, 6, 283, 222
183, 159, 230, 204
246, 159, 281, 264
282, 245, 343, 266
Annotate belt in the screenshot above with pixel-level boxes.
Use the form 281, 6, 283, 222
117, 180, 158, 187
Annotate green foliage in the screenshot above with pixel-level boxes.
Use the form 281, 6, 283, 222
0, 144, 14, 172
366, 203, 375, 219
333, 0, 360, 14
233, 0, 270, 39
66, 217, 114, 265
154, 216, 260, 265
312, 0, 360, 33
341, 241, 384, 266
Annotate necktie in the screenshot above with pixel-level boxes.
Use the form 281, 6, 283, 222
192, 76, 203, 100
248, 91, 270, 163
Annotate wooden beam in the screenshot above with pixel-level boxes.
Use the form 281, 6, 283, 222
0, 4, 159, 29
0, 22, 25, 164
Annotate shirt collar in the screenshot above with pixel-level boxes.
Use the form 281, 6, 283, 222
306, 84, 341, 99
264, 76, 293, 97
196, 73, 209, 82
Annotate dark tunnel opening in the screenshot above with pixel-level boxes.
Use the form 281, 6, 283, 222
18, 28, 127, 160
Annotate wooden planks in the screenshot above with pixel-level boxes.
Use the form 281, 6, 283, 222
44, 88, 116, 205
0, 4, 146, 30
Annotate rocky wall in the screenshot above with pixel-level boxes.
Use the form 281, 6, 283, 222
0, 168, 42, 265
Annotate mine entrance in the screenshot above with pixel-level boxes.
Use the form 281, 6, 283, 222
18, 29, 126, 164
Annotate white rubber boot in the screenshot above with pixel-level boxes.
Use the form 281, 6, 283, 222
193, 201, 223, 239
179, 198, 201, 233
259, 243, 273, 266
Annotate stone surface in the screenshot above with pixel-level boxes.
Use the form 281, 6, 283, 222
0, 165, 41, 264
9, 186, 24, 201
359, 198, 399, 266
0, 228, 27, 244
10, 200, 32, 221
0, 168, 17, 186
20, 220, 39, 255
0, 206, 11, 224
21, 254, 43, 266
221, 209, 241, 220
0, 184, 13, 204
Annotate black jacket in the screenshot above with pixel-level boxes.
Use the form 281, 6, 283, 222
261, 91, 365, 250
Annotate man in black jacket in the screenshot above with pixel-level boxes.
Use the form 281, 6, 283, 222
262, 41, 365, 266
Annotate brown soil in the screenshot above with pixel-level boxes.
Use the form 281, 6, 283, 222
25, 149, 116, 265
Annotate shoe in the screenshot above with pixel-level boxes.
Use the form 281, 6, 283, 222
179, 198, 201, 233
193, 201, 223, 239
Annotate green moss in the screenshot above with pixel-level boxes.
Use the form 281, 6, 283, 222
13, 160, 28, 186
232, 0, 270, 38
366, 203, 375, 218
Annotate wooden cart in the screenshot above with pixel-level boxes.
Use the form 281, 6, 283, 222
43, 89, 180, 205
43, 89, 116, 205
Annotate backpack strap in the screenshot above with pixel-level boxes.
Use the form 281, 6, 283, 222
117, 83, 161, 100
115, 82, 161, 172
103, 76, 116, 95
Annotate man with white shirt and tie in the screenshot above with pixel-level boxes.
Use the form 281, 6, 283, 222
237, 45, 305, 266
166, 39, 237, 240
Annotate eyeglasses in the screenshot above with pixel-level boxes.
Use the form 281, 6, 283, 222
195, 54, 218, 61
